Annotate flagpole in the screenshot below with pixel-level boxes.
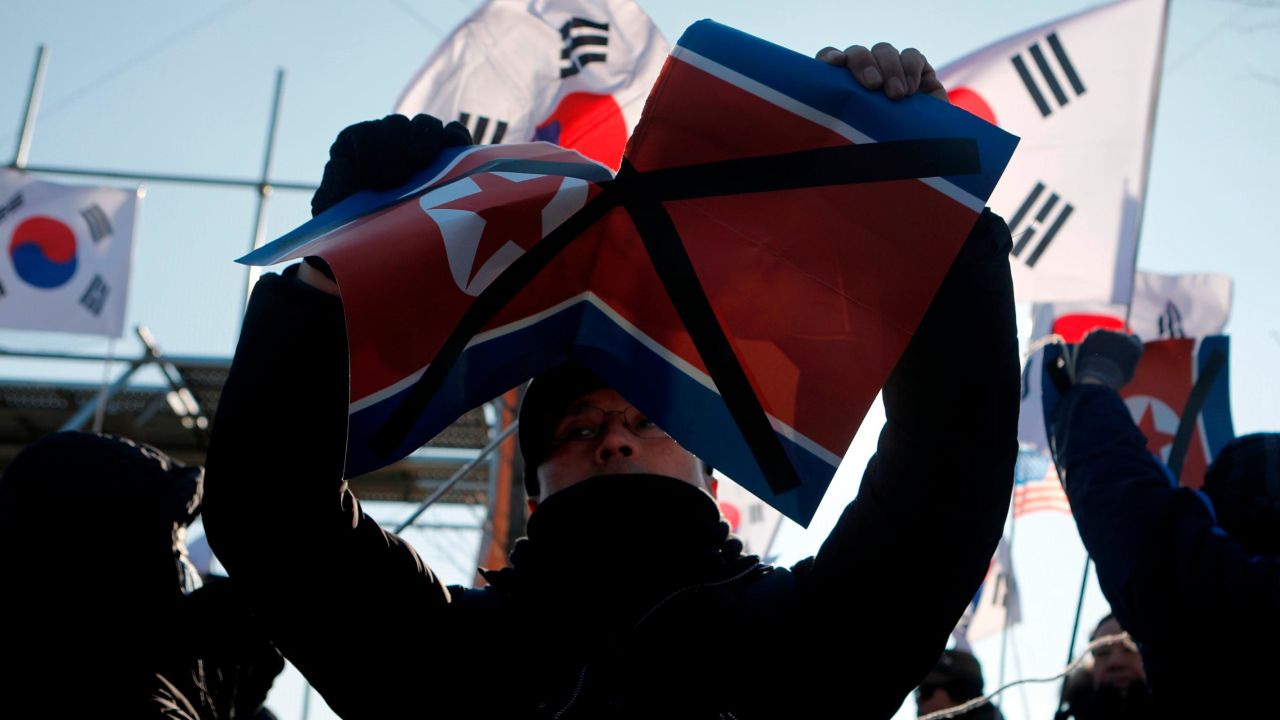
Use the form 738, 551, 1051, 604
1056, 555, 1092, 715
1124, 0, 1173, 326
241, 68, 285, 316
12, 45, 48, 169
760, 509, 785, 564
300, 681, 311, 720
91, 337, 116, 433
996, 496, 1018, 698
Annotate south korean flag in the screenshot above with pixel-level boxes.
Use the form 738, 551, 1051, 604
0, 170, 139, 337
938, 0, 1167, 304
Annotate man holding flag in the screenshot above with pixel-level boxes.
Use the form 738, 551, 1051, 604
1050, 330, 1280, 715
204, 40, 1019, 719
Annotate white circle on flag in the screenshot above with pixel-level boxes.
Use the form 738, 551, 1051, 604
1124, 395, 1179, 462
419, 173, 587, 297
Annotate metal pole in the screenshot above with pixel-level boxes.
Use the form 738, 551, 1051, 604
478, 400, 503, 569
91, 338, 116, 433
300, 681, 311, 720
136, 325, 209, 433
1056, 556, 1093, 714
394, 421, 519, 534
0, 346, 228, 366
759, 507, 785, 564
243, 68, 286, 313
1123, 0, 1173, 325
59, 358, 148, 431
997, 519, 1018, 697
12, 163, 316, 191
13, 45, 49, 168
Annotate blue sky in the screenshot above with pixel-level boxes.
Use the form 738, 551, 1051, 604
3, 0, 1277, 718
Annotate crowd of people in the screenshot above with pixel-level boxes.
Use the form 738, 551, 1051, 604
0, 38, 1274, 719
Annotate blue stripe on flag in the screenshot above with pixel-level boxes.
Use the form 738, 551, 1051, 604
347, 298, 834, 524
1198, 335, 1235, 459
239, 146, 475, 266
674, 20, 1018, 202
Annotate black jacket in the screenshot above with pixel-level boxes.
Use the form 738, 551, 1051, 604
0, 433, 282, 718
203, 209, 1018, 719
1051, 384, 1280, 716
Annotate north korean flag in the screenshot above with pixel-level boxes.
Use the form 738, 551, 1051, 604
1041, 337, 1235, 488
244, 20, 1017, 525
1120, 337, 1235, 489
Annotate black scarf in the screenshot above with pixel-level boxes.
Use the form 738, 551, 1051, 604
502, 474, 751, 629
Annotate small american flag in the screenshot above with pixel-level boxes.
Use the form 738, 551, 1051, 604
1013, 449, 1072, 517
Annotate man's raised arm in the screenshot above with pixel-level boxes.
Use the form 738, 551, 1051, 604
202, 115, 473, 718
802, 194, 1019, 715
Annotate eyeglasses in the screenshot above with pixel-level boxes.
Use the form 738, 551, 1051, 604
551, 404, 670, 446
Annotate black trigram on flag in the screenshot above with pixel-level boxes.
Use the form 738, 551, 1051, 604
1010, 32, 1086, 118
559, 17, 609, 79
457, 113, 509, 145
80, 203, 113, 243
79, 274, 110, 316
1009, 182, 1074, 268
1158, 301, 1186, 339
0, 193, 23, 225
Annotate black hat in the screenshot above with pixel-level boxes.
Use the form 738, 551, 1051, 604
517, 363, 609, 497
0, 431, 204, 603
1205, 433, 1280, 503
1203, 433, 1280, 554
921, 649, 985, 701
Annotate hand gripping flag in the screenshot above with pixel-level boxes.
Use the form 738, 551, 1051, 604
938, 0, 1167, 303
0, 169, 140, 338
396, 0, 668, 170
244, 21, 1017, 525
1041, 337, 1234, 488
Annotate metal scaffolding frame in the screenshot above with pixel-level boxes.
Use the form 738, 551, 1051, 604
2, 37, 539, 720
1, 45, 518, 513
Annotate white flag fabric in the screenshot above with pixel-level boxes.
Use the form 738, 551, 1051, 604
1033, 270, 1232, 345
396, 0, 669, 170
1017, 270, 1232, 453
714, 474, 783, 561
938, 0, 1167, 303
953, 537, 1021, 649
1127, 271, 1232, 340
0, 170, 139, 337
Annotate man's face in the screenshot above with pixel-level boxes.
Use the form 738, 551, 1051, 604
534, 388, 707, 500
915, 685, 958, 716
1091, 618, 1146, 693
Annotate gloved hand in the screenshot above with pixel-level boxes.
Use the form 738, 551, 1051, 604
1076, 329, 1143, 390
310, 113, 472, 217
183, 577, 286, 717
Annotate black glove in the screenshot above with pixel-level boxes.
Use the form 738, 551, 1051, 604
310, 113, 472, 217
183, 577, 286, 717
1076, 329, 1143, 390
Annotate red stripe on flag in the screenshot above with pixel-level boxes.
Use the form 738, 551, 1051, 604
1013, 481, 1072, 517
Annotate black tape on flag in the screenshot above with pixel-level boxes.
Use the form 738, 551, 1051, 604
624, 195, 803, 495
1168, 349, 1226, 482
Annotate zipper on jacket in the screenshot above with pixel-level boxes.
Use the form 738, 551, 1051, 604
552, 563, 764, 718
551, 664, 588, 720
632, 561, 764, 632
